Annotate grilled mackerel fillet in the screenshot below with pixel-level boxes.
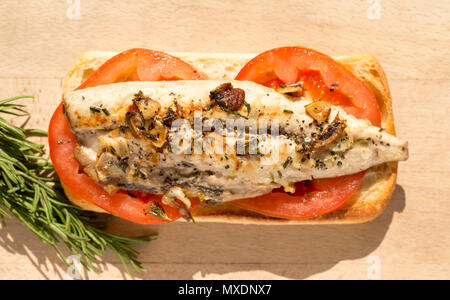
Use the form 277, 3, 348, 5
63, 80, 408, 203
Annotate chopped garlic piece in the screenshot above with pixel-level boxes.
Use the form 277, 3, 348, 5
162, 186, 191, 209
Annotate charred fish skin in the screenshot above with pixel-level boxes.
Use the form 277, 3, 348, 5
63, 80, 408, 203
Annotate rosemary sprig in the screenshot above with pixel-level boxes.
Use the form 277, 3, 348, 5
0, 96, 156, 277
145, 201, 170, 220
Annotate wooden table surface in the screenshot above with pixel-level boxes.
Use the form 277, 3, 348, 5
0, 0, 448, 280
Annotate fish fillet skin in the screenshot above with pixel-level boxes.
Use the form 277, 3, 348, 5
62, 80, 408, 202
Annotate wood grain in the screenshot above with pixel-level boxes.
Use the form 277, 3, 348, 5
0, 0, 449, 280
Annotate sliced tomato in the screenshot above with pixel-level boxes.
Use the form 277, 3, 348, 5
236, 46, 380, 126
77, 48, 203, 90
49, 49, 202, 224
233, 173, 364, 220
233, 46, 381, 220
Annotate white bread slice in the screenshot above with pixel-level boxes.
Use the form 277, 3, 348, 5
62, 50, 399, 224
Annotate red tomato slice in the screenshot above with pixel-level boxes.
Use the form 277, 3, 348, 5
49, 49, 202, 224
233, 46, 381, 220
77, 48, 203, 90
236, 46, 381, 126
233, 172, 365, 220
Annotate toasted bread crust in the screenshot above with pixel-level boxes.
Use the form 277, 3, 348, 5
61, 50, 398, 224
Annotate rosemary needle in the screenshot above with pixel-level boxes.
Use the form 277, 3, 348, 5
0, 96, 156, 277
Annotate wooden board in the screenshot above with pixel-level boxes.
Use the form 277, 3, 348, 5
0, 0, 449, 280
